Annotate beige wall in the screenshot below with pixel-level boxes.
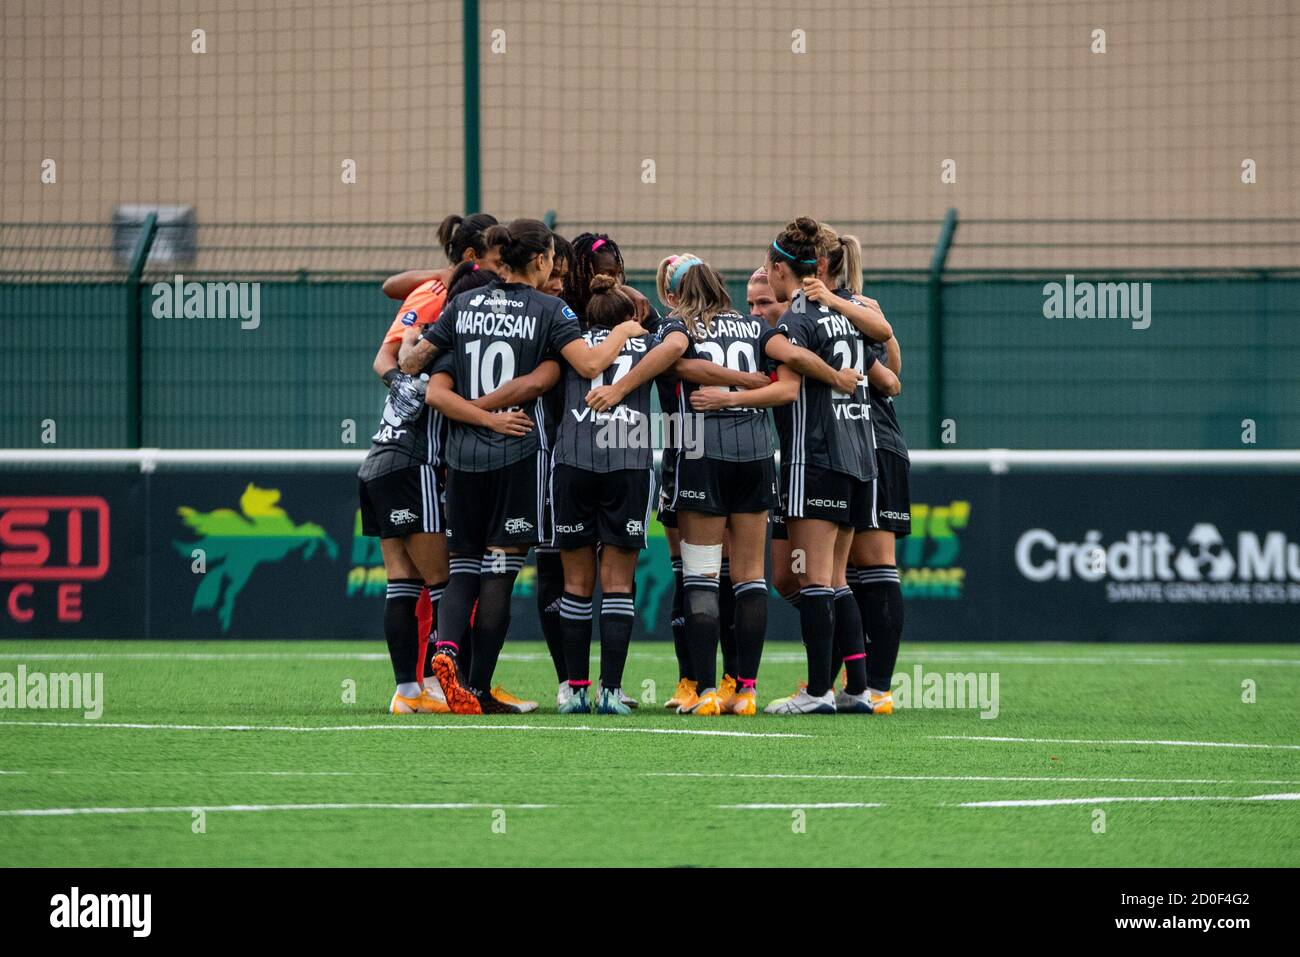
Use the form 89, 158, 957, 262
4, 0, 1296, 272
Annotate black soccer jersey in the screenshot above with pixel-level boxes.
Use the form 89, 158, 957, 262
867, 340, 908, 460
765, 290, 878, 481
830, 287, 909, 461
661, 310, 774, 463
641, 308, 683, 484
357, 387, 442, 482
554, 326, 663, 473
423, 280, 582, 472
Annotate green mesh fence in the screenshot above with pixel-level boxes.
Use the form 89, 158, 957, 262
4, 266, 1298, 450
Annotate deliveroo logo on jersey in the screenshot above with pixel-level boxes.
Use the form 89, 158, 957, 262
898, 500, 970, 599
173, 484, 337, 630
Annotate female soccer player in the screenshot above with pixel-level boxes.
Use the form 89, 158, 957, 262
775, 231, 903, 704
370, 216, 505, 690
360, 260, 540, 714
813, 230, 909, 715
401, 219, 644, 714
538, 231, 653, 710
657, 254, 863, 715
533, 233, 576, 702
649, 255, 775, 710
550, 274, 693, 713
697, 219, 899, 715
742, 267, 801, 607
380, 213, 502, 302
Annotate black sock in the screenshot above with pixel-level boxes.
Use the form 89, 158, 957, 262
535, 548, 567, 683
732, 579, 767, 688
798, 586, 836, 697
436, 558, 480, 669
718, 560, 738, 679
599, 591, 635, 691
834, 586, 867, 695
384, 578, 422, 685
670, 559, 691, 681
683, 574, 720, 691
559, 591, 593, 686
860, 565, 905, 693
848, 564, 870, 654
467, 554, 525, 693
422, 581, 447, 679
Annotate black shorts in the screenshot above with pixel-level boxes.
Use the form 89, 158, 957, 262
444, 452, 548, 555
672, 455, 778, 516
782, 461, 874, 529
656, 449, 679, 528
770, 507, 788, 541
358, 465, 445, 538
537, 450, 558, 553
865, 449, 912, 535
551, 463, 656, 550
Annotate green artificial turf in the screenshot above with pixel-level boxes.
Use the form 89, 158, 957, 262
0, 640, 1297, 867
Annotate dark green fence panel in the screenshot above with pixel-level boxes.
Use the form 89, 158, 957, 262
3, 275, 1298, 450
942, 278, 1300, 449
140, 280, 392, 448
1, 282, 129, 448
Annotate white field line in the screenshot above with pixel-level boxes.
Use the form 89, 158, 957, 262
720, 802, 884, 810
648, 771, 1300, 786
931, 735, 1300, 751
0, 769, 389, 777
0, 720, 810, 740
957, 793, 1300, 808
0, 802, 554, 817
0, 650, 1297, 666
717, 793, 1300, 811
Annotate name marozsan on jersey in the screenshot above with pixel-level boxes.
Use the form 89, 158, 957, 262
423, 281, 581, 473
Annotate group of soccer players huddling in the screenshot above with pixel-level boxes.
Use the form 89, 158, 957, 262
357, 213, 910, 717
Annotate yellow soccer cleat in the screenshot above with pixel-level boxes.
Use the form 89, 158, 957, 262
869, 691, 894, 715
419, 688, 450, 713
665, 677, 697, 710
717, 674, 737, 703
491, 686, 538, 714
728, 689, 757, 716
390, 689, 448, 714
680, 688, 723, 716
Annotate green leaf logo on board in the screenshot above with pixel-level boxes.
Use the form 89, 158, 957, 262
173, 484, 337, 630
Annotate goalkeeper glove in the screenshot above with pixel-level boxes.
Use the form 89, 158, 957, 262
386, 371, 428, 423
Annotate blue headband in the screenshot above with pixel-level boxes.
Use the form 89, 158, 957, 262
668, 256, 702, 293
772, 240, 817, 265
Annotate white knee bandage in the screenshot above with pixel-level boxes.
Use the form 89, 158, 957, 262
679, 541, 723, 579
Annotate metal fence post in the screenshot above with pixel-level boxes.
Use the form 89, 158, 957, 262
125, 212, 159, 448
928, 208, 959, 448
463, 0, 481, 214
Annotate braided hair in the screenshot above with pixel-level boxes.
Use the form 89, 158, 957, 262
565, 232, 625, 322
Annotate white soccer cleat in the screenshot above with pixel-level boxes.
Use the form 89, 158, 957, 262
766, 689, 836, 715
598, 680, 639, 710
556, 681, 574, 710
834, 689, 872, 714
